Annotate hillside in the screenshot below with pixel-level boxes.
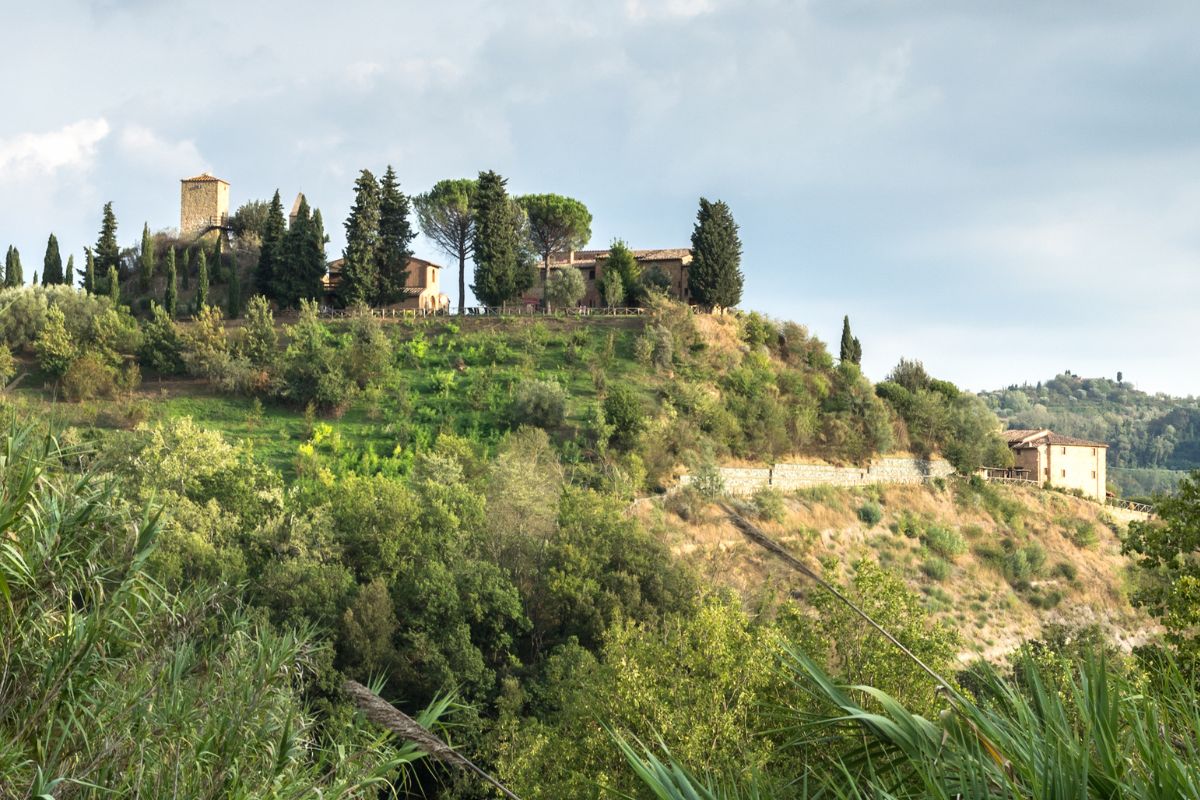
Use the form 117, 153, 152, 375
981, 373, 1200, 497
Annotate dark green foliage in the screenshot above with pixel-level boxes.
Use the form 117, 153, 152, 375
226, 256, 242, 318
43, 234, 64, 285
519, 193, 592, 302
598, 265, 624, 307
857, 501, 883, 526
415, 178, 476, 315
1124, 471, 1200, 655
139, 302, 185, 375
471, 170, 534, 307
107, 265, 121, 306
64, 254, 74, 288
604, 385, 645, 450
376, 166, 415, 305
138, 223, 155, 290
254, 190, 287, 300
278, 196, 327, 307
339, 170, 382, 306
229, 199, 271, 246
164, 248, 178, 318
280, 301, 354, 412
83, 248, 96, 294
509, 378, 568, 429
194, 249, 208, 310
94, 201, 120, 286
687, 198, 743, 310
4, 246, 22, 287
605, 239, 640, 306
921, 524, 967, 559
839, 315, 862, 365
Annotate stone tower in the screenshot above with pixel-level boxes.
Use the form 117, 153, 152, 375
180, 172, 230, 240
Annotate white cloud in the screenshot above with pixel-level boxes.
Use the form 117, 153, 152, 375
117, 124, 205, 175
625, 0, 719, 22
345, 60, 383, 90
0, 118, 110, 178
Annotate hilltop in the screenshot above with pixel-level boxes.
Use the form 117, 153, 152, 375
981, 373, 1200, 497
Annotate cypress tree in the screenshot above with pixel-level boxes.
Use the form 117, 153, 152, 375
94, 202, 120, 278
43, 234, 63, 285
280, 197, 327, 306
839, 316, 862, 366
65, 255, 74, 287
32, 271, 39, 286
377, 165, 414, 304
470, 170, 534, 307
4, 246, 24, 287
3, 246, 14, 287
687, 197, 743, 312
85, 249, 96, 293
195, 249, 209, 310
108, 265, 120, 306
339, 170, 382, 306
255, 190, 287, 300
181, 249, 190, 291
164, 248, 178, 318
139, 223, 156, 290
226, 257, 242, 318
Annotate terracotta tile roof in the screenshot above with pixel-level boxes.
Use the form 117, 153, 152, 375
1002, 428, 1107, 449
548, 248, 693, 268
181, 172, 228, 184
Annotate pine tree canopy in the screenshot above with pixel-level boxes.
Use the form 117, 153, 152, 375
376, 165, 414, 305
339, 170, 382, 307
415, 178, 477, 315
687, 197, 743, 311
518, 193, 592, 304
470, 170, 534, 307
43, 234, 64, 285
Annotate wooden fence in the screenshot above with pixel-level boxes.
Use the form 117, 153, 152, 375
320, 305, 650, 320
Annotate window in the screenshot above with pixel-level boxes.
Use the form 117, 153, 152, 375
1091, 470, 1097, 479
1061, 469, 1066, 478
1044, 468, 1050, 477
1092, 448, 1096, 456
588, 269, 595, 280
1062, 447, 1067, 455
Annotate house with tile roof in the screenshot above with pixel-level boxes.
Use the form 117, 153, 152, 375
180, 172, 230, 240
1001, 429, 1108, 500
323, 256, 449, 312
528, 248, 694, 307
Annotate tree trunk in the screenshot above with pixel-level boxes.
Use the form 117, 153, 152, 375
541, 254, 550, 310
458, 247, 466, 315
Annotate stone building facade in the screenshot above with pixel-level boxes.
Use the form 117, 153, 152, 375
1001, 429, 1108, 500
527, 248, 694, 307
324, 256, 450, 312
180, 173, 230, 240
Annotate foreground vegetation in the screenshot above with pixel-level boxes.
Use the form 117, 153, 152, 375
3, 283, 1200, 798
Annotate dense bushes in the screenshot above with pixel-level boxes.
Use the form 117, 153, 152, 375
509, 378, 568, 429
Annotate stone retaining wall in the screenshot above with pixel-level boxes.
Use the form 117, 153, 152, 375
681, 456, 955, 496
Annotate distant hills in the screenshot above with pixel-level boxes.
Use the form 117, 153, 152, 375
980, 373, 1199, 497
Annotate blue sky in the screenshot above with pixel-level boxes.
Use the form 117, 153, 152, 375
2, 0, 1198, 394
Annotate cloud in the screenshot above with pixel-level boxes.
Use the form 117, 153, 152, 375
345, 61, 383, 90
625, 0, 719, 22
0, 118, 110, 179
117, 125, 205, 175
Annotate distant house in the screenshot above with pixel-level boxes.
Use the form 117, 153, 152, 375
323, 256, 449, 312
1000, 429, 1108, 500
526, 248, 694, 307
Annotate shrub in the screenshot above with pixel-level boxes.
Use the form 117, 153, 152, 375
604, 385, 646, 450
690, 462, 725, 500
545, 267, 586, 308
61, 350, 118, 401
752, 487, 786, 522
922, 525, 967, 560
857, 502, 884, 526
1054, 561, 1079, 582
241, 295, 278, 368
34, 305, 77, 378
139, 303, 185, 375
921, 556, 951, 581
1068, 520, 1098, 548
509, 378, 567, 430
0, 342, 14, 387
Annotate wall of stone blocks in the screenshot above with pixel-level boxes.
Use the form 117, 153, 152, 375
680, 457, 954, 496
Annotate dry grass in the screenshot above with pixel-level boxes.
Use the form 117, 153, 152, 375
642, 480, 1156, 662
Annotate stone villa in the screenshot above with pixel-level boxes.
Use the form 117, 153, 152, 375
180, 172, 230, 241
999, 429, 1108, 500
323, 257, 450, 312
527, 248, 694, 307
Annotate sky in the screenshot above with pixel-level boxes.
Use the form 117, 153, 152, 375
2, 0, 1198, 395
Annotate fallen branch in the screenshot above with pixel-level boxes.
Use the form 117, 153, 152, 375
342, 679, 523, 800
